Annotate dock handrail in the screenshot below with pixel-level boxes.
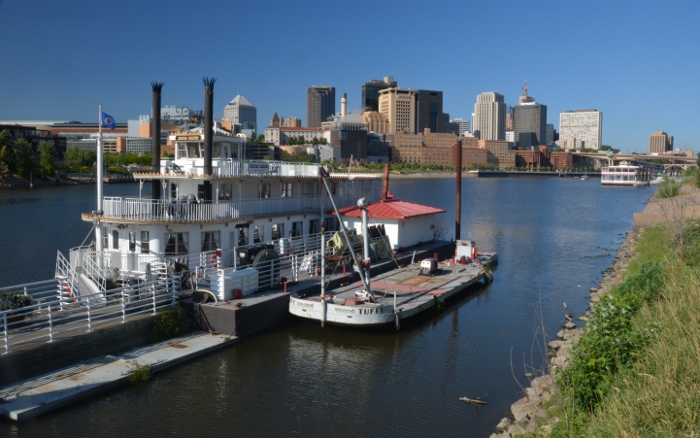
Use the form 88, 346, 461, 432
0, 276, 178, 355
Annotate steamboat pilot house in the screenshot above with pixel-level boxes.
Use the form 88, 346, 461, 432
81, 128, 381, 293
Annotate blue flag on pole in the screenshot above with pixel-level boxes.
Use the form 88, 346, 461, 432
101, 112, 116, 130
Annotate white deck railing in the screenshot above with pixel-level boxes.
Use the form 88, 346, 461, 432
102, 195, 345, 223
160, 159, 322, 178
0, 276, 178, 355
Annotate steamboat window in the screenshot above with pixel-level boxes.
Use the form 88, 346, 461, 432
238, 226, 249, 246
303, 181, 315, 196
260, 182, 271, 198
140, 231, 150, 254
112, 230, 119, 250
201, 231, 220, 252
187, 143, 202, 158
218, 183, 232, 201
291, 221, 303, 237
129, 232, 136, 252
102, 227, 108, 250
324, 217, 339, 232
272, 223, 284, 241
309, 219, 320, 235
165, 232, 189, 256
254, 225, 264, 243
281, 182, 294, 198
177, 144, 187, 158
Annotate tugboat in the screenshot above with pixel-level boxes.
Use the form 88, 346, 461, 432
289, 170, 491, 328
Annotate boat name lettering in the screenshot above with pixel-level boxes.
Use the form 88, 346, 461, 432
294, 301, 316, 309
333, 307, 355, 314
175, 135, 202, 141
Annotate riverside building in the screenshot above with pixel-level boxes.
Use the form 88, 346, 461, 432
558, 110, 602, 150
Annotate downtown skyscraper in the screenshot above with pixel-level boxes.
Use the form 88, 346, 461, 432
307, 86, 335, 128
472, 92, 506, 140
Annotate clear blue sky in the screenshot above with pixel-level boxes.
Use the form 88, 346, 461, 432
1, 0, 698, 153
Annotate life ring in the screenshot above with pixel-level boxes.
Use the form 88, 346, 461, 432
233, 289, 243, 299
62, 282, 77, 304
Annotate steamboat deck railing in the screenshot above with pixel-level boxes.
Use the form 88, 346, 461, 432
101, 195, 353, 223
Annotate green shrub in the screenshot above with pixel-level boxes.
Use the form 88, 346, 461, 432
0, 290, 32, 310
152, 304, 192, 340
559, 261, 664, 411
657, 175, 680, 198
680, 219, 700, 267
125, 360, 152, 383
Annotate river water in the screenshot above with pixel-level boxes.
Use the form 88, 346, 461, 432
0, 177, 652, 437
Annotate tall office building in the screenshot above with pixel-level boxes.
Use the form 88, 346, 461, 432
415, 90, 445, 133
559, 110, 602, 150
472, 92, 506, 140
514, 84, 547, 148
307, 86, 335, 128
545, 124, 554, 146
223, 95, 257, 137
362, 77, 397, 112
378, 88, 416, 133
649, 130, 673, 154
514, 103, 547, 148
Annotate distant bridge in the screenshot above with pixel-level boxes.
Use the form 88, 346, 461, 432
572, 152, 697, 172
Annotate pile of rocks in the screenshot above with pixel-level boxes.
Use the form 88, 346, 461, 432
489, 230, 639, 437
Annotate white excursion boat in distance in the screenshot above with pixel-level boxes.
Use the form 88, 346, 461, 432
601, 164, 652, 187
289, 170, 490, 329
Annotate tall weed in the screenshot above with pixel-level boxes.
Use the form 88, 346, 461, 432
559, 260, 664, 411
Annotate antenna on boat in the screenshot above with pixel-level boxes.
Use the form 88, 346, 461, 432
318, 166, 374, 300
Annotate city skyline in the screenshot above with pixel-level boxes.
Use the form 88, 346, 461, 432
0, 0, 698, 153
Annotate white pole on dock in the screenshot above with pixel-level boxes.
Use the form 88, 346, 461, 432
320, 223, 326, 328
96, 105, 104, 256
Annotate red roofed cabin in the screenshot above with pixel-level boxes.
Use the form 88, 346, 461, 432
334, 198, 446, 251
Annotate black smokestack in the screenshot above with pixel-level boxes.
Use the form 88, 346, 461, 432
203, 77, 216, 201
151, 81, 163, 200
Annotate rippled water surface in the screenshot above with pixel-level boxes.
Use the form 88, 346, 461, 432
0, 178, 653, 437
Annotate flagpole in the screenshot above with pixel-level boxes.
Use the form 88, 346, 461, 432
96, 105, 104, 256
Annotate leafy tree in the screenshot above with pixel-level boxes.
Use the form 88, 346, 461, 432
38, 141, 56, 178
13, 139, 36, 178
256, 134, 265, 142
64, 145, 96, 170
0, 149, 10, 181
0, 130, 16, 174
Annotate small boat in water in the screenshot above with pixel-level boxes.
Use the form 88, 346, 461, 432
580, 174, 589, 181
289, 172, 491, 328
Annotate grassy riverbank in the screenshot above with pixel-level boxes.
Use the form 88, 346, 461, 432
538, 189, 700, 436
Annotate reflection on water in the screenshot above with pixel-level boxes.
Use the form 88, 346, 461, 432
0, 179, 652, 437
